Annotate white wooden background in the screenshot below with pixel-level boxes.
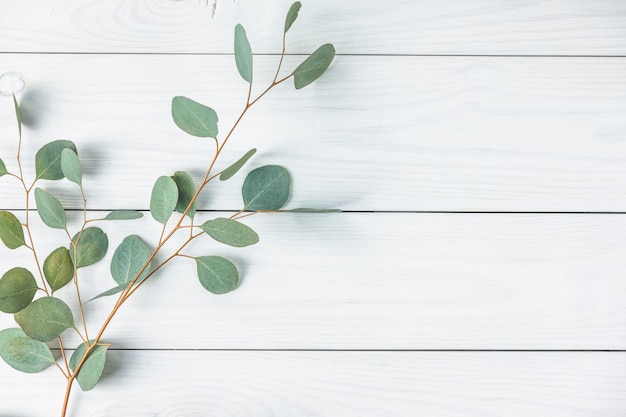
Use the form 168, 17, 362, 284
1, 1, 626, 416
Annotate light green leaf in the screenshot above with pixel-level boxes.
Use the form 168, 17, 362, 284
70, 227, 109, 269
88, 283, 129, 302
0, 328, 55, 373
195, 256, 239, 294
13, 94, 22, 139
171, 171, 196, 218
220, 148, 256, 181
284, 1, 302, 33
172, 96, 219, 138
43, 247, 74, 292
234, 24, 253, 83
242, 165, 290, 211
103, 210, 143, 221
14, 297, 74, 342
35, 140, 77, 181
150, 176, 178, 224
0, 211, 25, 249
34, 188, 67, 230
200, 218, 259, 248
0, 267, 37, 314
293, 44, 335, 89
60, 148, 82, 185
0, 158, 7, 177
110, 235, 151, 286
69, 342, 108, 391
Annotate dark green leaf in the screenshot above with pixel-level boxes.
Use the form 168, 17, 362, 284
242, 165, 290, 210
150, 176, 178, 224
60, 148, 82, 185
234, 24, 253, 83
0, 267, 37, 314
110, 235, 151, 286
69, 342, 108, 391
0, 158, 7, 177
0, 328, 55, 373
14, 297, 74, 342
70, 227, 108, 269
172, 96, 219, 138
34, 188, 66, 230
13, 94, 22, 139
43, 247, 74, 292
284, 1, 302, 33
195, 256, 239, 294
201, 218, 259, 248
171, 171, 196, 218
293, 44, 335, 89
220, 148, 256, 181
35, 140, 77, 181
0, 211, 25, 249
103, 210, 143, 221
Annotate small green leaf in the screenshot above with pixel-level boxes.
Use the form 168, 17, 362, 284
171, 171, 196, 218
13, 94, 22, 139
234, 24, 253, 83
69, 342, 108, 391
195, 256, 239, 294
14, 297, 74, 342
293, 44, 335, 89
0, 267, 37, 314
242, 165, 291, 211
34, 188, 67, 230
201, 218, 259, 248
0, 211, 25, 249
111, 235, 151, 286
43, 247, 74, 292
150, 176, 178, 224
60, 148, 82, 185
220, 148, 256, 181
71, 227, 109, 269
284, 2, 302, 33
0, 158, 8, 177
88, 283, 129, 302
103, 210, 143, 221
0, 328, 55, 373
172, 96, 219, 138
35, 140, 77, 181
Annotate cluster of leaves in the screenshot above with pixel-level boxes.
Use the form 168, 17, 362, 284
0, 3, 335, 416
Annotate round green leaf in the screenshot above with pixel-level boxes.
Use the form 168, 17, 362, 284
220, 148, 257, 181
171, 171, 196, 218
43, 247, 74, 292
0, 210, 25, 249
0, 328, 55, 373
35, 140, 77, 180
293, 43, 335, 89
34, 188, 67, 230
200, 218, 259, 248
14, 297, 75, 342
195, 256, 239, 294
111, 235, 151, 286
0, 158, 8, 177
0, 267, 37, 314
60, 148, 82, 185
172, 96, 219, 138
234, 24, 253, 83
71, 227, 109, 269
150, 176, 179, 224
69, 342, 108, 391
284, 1, 302, 33
242, 165, 291, 211
103, 210, 143, 221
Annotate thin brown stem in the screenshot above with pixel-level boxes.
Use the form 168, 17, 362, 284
60, 376, 74, 417
57, 337, 71, 373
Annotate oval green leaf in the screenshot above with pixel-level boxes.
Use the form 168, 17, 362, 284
103, 210, 143, 221
171, 171, 196, 218
111, 235, 151, 286
293, 44, 335, 90
0, 158, 7, 177
0, 328, 55, 373
234, 24, 253, 83
200, 218, 259, 248
220, 148, 256, 181
284, 1, 302, 33
14, 297, 75, 342
0, 267, 37, 314
242, 165, 291, 211
43, 247, 74, 292
71, 227, 109, 269
35, 140, 77, 180
34, 188, 66, 230
172, 96, 219, 138
0, 211, 25, 249
69, 342, 108, 391
195, 256, 239, 294
150, 176, 179, 224
60, 148, 82, 185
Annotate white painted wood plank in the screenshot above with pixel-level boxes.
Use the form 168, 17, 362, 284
1, 0, 625, 55
0, 212, 624, 350
1, 55, 625, 211
2, 351, 625, 416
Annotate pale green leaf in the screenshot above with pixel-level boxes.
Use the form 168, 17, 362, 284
242, 165, 290, 210
284, 2, 302, 33
172, 96, 219, 138
13, 94, 22, 139
293, 44, 335, 89
70, 227, 108, 269
110, 235, 151, 286
201, 218, 259, 248
220, 148, 256, 181
34, 188, 66, 230
150, 176, 178, 224
35, 140, 77, 180
43, 247, 74, 292
234, 24, 253, 83
0, 267, 37, 314
69, 342, 108, 391
0, 328, 55, 373
195, 256, 239, 294
103, 210, 143, 221
0, 158, 7, 177
60, 148, 82, 185
171, 171, 196, 218
0, 211, 25, 249
14, 297, 74, 342
88, 283, 129, 302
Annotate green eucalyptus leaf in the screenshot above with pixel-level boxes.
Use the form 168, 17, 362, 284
220, 148, 256, 181
0, 328, 55, 373
284, 1, 302, 33
14, 297, 74, 342
110, 235, 151, 286
171, 171, 196, 218
70, 227, 109, 269
43, 247, 74, 292
150, 176, 178, 224
34, 188, 66, 230
293, 44, 335, 89
103, 210, 143, 221
0, 158, 8, 177
195, 256, 239, 294
0, 211, 25, 249
88, 283, 129, 302
0, 267, 37, 314
242, 165, 290, 210
35, 140, 77, 181
234, 24, 253, 83
172, 96, 219, 138
60, 148, 82, 185
200, 218, 259, 248
69, 342, 108, 391
13, 94, 22, 139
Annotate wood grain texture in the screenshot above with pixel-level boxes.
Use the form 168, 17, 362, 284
1, 55, 626, 212
1, 0, 626, 55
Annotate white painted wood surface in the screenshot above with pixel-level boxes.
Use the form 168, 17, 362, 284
1, 1, 626, 416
